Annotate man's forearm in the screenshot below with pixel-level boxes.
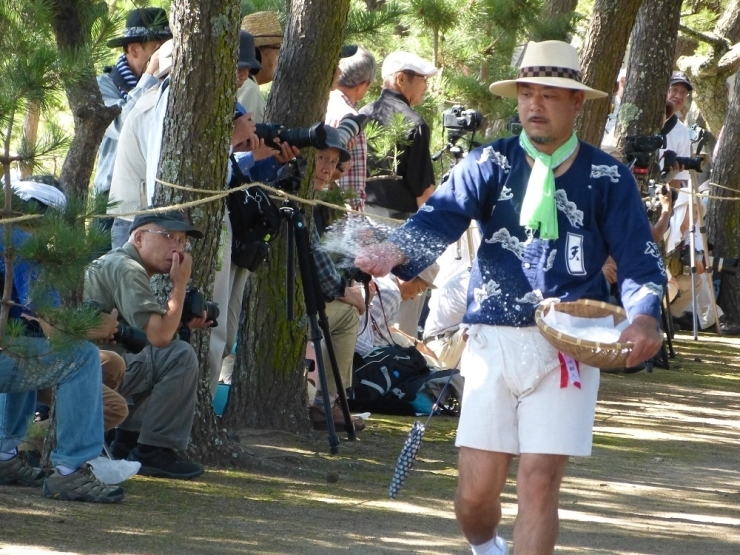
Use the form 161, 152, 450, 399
652, 210, 671, 242
145, 283, 187, 346
416, 185, 435, 207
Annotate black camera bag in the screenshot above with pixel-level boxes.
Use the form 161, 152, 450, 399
227, 185, 281, 271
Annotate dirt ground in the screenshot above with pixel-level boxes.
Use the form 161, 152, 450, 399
2, 331, 740, 554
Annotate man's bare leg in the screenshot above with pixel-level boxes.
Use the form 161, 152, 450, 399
455, 447, 513, 546
512, 453, 568, 555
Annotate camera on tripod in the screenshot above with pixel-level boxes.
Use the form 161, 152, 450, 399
678, 245, 739, 276
624, 134, 664, 170
442, 105, 483, 133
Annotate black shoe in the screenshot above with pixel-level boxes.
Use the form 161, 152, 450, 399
109, 440, 133, 461
127, 446, 204, 480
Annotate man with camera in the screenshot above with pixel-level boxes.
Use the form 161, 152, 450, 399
84, 210, 211, 479
325, 46, 377, 211
308, 124, 369, 432
661, 73, 694, 188
356, 41, 665, 555
360, 51, 437, 219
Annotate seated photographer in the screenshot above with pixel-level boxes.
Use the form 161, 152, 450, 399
84, 210, 211, 479
0, 224, 124, 502
309, 130, 368, 432
355, 263, 439, 360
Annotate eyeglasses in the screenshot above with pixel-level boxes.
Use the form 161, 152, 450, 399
402, 71, 429, 83
140, 229, 189, 249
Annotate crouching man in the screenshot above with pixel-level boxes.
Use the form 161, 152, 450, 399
84, 210, 210, 479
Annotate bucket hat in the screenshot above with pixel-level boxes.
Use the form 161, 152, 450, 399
107, 8, 172, 48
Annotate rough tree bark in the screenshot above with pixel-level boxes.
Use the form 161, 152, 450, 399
707, 71, 740, 324
49, 0, 118, 198
20, 103, 40, 178
677, 0, 740, 133
152, 0, 240, 463
225, 0, 351, 431
574, 0, 642, 146
614, 0, 683, 152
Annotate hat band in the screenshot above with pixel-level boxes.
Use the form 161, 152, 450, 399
518, 66, 582, 82
124, 25, 171, 38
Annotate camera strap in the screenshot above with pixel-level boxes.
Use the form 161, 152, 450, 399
660, 115, 678, 139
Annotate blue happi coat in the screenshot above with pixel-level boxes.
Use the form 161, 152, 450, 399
389, 137, 666, 327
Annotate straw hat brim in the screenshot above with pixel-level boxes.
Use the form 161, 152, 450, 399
489, 77, 608, 100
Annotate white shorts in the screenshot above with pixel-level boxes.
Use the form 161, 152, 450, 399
455, 325, 600, 457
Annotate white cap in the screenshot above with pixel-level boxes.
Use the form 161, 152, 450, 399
381, 51, 437, 79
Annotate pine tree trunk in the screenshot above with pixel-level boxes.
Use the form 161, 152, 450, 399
152, 0, 241, 464
49, 0, 119, 199
706, 69, 740, 324
541, 0, 577, 21
574, 0, 642, 146
614, 0, 683, 151
224, 0, 351, 431
715, 0, 740, 44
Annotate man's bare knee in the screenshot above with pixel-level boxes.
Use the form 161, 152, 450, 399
516, 454, 568, 509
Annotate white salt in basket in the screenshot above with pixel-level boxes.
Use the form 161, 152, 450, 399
534, 299, 633, 370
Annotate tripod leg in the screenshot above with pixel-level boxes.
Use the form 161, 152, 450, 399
661, 285, 676, 359
317, 311, 357, 441
308, 315, 340, 454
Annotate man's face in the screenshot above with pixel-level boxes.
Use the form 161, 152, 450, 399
398, 277, 429, 301
256, 45, 280, 85
132, 225, 188, 275
397, 71, 428, 106
237, 68, 250, 88
517, 83, 584, 154
126, 40, 164, 77
313, 148, 341, 190
667, 83, 690, 114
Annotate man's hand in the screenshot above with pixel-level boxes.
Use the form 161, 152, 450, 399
355, 242, 407, 277
89, 309, 120, 342
272, 139, 301, 164
169, 252, 192, 288
602, 256, 617, 285
233, 115, 258, 151
619, 315, 663, 367
145, 47, 161, 76
186, 310, 212, 330
338, 286, 366, 315
247, 138, 280, 161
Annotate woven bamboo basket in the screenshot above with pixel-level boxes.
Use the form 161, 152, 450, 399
535, 299, 632, 370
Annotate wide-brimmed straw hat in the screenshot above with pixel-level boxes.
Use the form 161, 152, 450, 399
489, 41, 607, 100
107, 8, 172, 48
241, 11, 283, 48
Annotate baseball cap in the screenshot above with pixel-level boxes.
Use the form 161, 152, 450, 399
670, 71, 693, 91
321, 126, 351, 163
381, 51, 437, 79
417, 262, 439, 289
129, 209, 204, 238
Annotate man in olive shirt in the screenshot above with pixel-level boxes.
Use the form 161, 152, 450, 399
84, 210, 210, 479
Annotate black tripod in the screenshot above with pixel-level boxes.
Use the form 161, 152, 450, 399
281, 200, 357, 454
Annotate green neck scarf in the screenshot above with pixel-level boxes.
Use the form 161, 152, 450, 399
518, 131, 579, 240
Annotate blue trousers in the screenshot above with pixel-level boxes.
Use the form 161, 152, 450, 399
0, 339, 103, 469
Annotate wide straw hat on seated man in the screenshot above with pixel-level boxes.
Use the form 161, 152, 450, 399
489, 40, 608, 100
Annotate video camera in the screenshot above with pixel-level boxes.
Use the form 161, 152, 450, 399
442, 105, 483, 133
624, 134, 664, 170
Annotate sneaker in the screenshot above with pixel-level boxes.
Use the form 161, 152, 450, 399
127, 446, 204, 480
309, 402, 366, 432
43, 464, 124, 503
0, 451, 46, 487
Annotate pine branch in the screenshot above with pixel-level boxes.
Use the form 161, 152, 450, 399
679, 24, 730, 51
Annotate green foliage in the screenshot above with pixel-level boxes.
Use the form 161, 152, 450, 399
346, 0, 406, 41
406, 0, 459, 34
240, 0, 288, 20
364, 114, 414, 176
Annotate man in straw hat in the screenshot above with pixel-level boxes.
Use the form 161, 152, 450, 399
239, 11, 283, 122
93, 8, 172, 197
355, 40, 665, 554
